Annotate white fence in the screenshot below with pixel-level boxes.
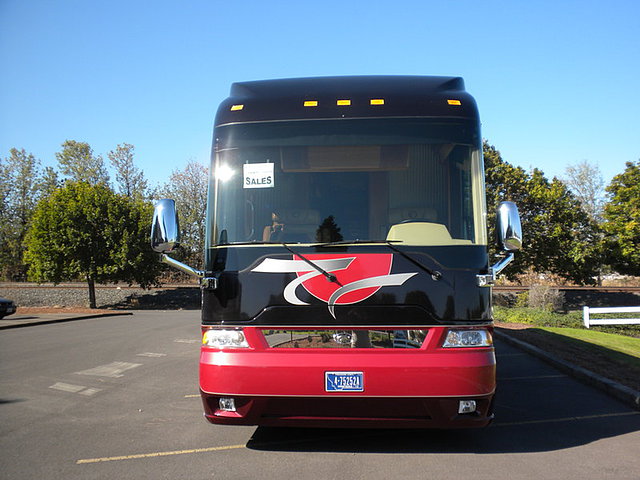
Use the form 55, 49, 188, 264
583, 306, 640, 328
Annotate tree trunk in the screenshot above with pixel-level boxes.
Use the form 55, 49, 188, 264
87, 276, 97, 309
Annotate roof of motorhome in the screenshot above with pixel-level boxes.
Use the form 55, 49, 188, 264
215, 76, 479, 126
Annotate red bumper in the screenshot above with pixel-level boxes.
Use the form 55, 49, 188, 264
199, 328, 496, 428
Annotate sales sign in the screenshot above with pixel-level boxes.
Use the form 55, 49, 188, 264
243, 163, 274, 189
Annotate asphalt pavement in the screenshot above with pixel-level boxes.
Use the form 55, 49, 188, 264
1, 311, 639, 479
3, 309, 638, 411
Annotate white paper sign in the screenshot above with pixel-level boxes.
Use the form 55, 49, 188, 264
243, 163, 274, 189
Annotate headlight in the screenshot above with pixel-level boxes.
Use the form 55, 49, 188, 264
202, 329, 249, 348
442, 329, 492, 348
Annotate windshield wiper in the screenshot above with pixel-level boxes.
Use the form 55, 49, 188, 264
317, 239, 442, 281
383, 242, 442, 281
281, 243, 342, 286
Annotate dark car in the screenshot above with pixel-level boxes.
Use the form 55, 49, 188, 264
0, 297, 17, 319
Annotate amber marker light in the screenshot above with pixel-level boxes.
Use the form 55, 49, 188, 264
304, 100, 318, 107
370, 99, 385, 105
337, 99, 351, 106
230, 104, 244, 111
447, 99, 462, 106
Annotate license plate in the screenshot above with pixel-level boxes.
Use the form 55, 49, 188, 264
325, 372, 364, 392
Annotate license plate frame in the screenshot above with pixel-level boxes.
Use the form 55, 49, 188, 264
325, 371, 364, 392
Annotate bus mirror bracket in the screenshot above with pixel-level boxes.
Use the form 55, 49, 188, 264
478, 202, 522, 287
161, 253, 216, 289
151, 199, 213, 287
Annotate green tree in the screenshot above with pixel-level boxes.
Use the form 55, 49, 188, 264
40, 166, 60, 197
56, 140, 110, 185
483, 141, 600, 284
0, 157, 11, 277
0, 148, 43, 280
603, 160, 640, 276
108, 143, 148, 199
24, 181, 163, 308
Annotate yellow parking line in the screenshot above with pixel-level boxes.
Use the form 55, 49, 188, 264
77, 411, 639, 464
77, 444, 245, 464
184, 394, 200, 398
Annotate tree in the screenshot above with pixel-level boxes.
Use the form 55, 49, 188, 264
24, 181, 163, 308
0, 149, 43, 280
56, 140, 110, 185
483, 141, 600, 284
603, 160, 640, 276
0, 157, 11, 278
40, 166, 60, 197
157, 160, 208, 270
563, 160, 605, 223
108, 143, 148, 199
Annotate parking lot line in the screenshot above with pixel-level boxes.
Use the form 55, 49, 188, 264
76, 444, 246, 464
499, 374, 567, 381
75, 411, 640, 464
75, 362, 142, 378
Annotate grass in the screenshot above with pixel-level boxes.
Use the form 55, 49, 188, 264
537, 327, 640, 360
493, 306, 640, 338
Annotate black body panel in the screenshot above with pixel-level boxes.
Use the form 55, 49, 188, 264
201, 245, 490, 327
215, 76, 478, 126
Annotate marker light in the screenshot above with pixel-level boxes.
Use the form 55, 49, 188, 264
337, 99, 351, 106
442, 329, 492, 348
203, 329, 249, 348
230, 104, 244, 111
370, 99, 385, 105
304, 100, 318, 107
447, 99, 461, 106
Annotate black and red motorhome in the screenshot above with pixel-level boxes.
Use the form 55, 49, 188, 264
152, 76, 522, 428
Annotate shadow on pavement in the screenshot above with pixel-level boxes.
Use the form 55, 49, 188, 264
246, 411, 640, 454
105, 287, 201, 310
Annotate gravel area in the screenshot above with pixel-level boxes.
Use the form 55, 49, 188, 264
0, 284, 201, 310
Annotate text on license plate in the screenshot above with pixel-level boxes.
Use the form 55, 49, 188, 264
325, 372, 364, 392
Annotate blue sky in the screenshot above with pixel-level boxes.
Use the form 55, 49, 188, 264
1, 0, 638, 188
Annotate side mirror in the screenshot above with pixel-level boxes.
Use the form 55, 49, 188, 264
496, 201, 522, 251
151, 199, 181, 253
479, 201, 523, 287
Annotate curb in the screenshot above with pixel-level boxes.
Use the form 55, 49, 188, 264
494, 330, 640, 411
0, 312, 133, 330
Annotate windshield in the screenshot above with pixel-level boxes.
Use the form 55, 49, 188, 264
207, 118, 487, 247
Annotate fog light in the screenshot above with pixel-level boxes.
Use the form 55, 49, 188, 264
458, 400, 477, 414
219, 397, 236, 412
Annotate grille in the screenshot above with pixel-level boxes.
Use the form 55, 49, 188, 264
261, 329, 428, 349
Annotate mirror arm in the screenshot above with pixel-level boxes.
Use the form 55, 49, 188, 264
491, 252, 514, 277
161, 254, 204, 278
160, 254, 218, 290
477, 253, 514, 287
